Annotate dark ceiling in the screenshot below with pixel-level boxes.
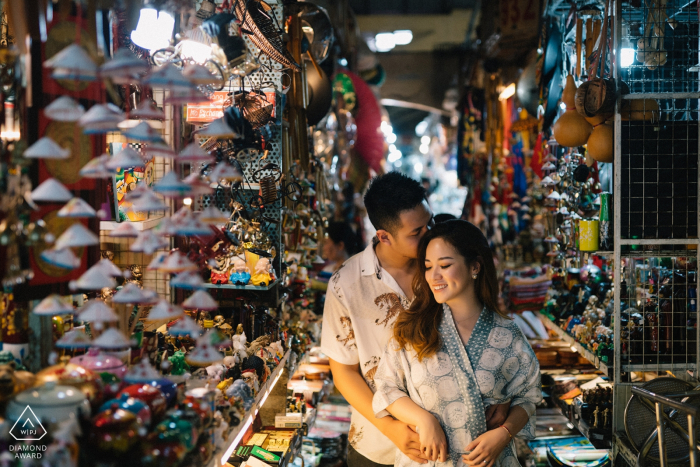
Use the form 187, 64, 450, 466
348, 0, 478, 15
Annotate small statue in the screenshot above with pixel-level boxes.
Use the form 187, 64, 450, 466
603, 407, 610, 427
229, 257, 251, 286
226, 379, 254, 410
101, 250, 115, 261
250, 257, 272, 287
247, 334, 271, 357
592, 406, 600, 428
241, 369, 260, 394
168, 350, 190, 375
231, 330, 247, 363
210, 255, 231, 285
126, 264, 143, 287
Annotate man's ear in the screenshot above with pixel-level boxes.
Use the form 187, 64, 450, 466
376, 229, 393, 246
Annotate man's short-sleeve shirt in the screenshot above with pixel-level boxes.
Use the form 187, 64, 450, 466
321, 240, 410, 464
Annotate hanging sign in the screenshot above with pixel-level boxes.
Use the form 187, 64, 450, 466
186, 91, 228, 123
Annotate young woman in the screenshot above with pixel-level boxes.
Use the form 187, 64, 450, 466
321, 221, 358, 273
372, 220, 541, 467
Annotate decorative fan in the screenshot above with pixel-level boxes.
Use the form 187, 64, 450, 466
233, 0, 301, 71
235, 91, 274, 129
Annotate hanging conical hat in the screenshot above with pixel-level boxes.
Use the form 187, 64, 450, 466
177, 142, 214, 163
79, 104, 125, 133
122, 121, 162, 142
112, 283, 159, 304
55, 223, 99, 248
44, 44, 97, 81
31, 178, 73, 203
44, 96, 86, 122
93, 258, 123, 277
183, 173, 215, 196
171, 271, 206, 290
158, 251, 198, 273
33, 294, 74, 316
99, 48, 149, 84
105, 147, 145, 170
152, 171, 192, 197
92, 328, 132, 350
144, 299, 184, 321
128, 100, 165, 121
196, 118, 238, 138
153, 217, 177, 237
143, 63, 194, 90
182, 290, 217, 310
198, 205, 229, 224
173, 217, 212, 236
108, 222, 140, 238
55, 329, 92, 349
57, 197, 97, 218
129, 191, 168, 212
182, 63, 223, 85
78, 300, 119, 322
24, 137, 70, 159
208, 163, 242, 182
146, 141, 176, 159
69, 269, 117, 291
124, 359, 162, 383
168, 315, 202, 338
146, 252, 169, 270
40, 247, 81, 270
186, 339, 224, 366
130, 230, 168, 254
164, 87, 210, 105
79, 155, 112, 179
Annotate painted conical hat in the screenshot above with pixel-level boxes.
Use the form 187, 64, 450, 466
78, 300, 119, 322
105, 147, 145, 170
57, 197, 97, 218
44, 96, 86, 122
198, 205, 229, 224
55, 223, 99, 248
182, 290, 217, 310
146, 141, 176, 158
24, 137, 71, 159
55, 329, 93, 349
183, 173, 215, 196
112, 283, 158, 304
129, 191, 168, 212
153, 171, 192, 197
208, 163, 242, 182
33, 294, 74, 316
196, 118, 238, 138
128, 100, 165, 121
145, 299, 185, 321
94, 258, 123, 277
40, 247, 81, 270
92, 328, 132, 350
108, 222, 139, 238
99, 48, 149, 83
173, 217, 212, 236
171, 271, 206, 290
130, 230, 168, 254
159, 251, 198, 273
186, 339, 224, 366
79, 155, 112, 179
168, 315, 202, 338
122, 121, 162, 142
69, 269, 117, 291
44, 44, 97, 81
143, 63, 194, 90
182, 63, 223, 85
178, 142, 214, 163
31, 178, 73, 202
78, 103, 125, 133
124, 359, 162, 383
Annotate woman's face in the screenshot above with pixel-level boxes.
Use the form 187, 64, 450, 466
322, 237, 344, 262
424, 238, 474, 304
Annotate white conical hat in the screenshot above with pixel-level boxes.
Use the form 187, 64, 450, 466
78, 300, 119, 322
122, 121, 162, 142
108, 222, 139, 238
55, 329, 92, 349
177, 142, 214, 163
146, 141, 176, 159
152, 171, 192, 197
171, 271, 205, 290
99, 48, 149, 84
123, 184, 153, 201
130, 230, 168, 254
153, 217, 176, 236
159, 251, 198, 273
183, 173, 214, 196
55, 223, 99, 248
547, 191, 561, 200
540, 176, 556, 187
146, 251, 169, 270
186, 339, 224, 366
172, 205, 193, 222
92, 328, 132, 350
44, 44, 97, 81
40, 247, 81, 270
44, 96, 86, 122
164, 88, 210, 105
33, 294, 74, 316
208, 163, 242, 182
182, 290, 217, 310
196, 118, 238, 139
79, 155, 112, 179
94, 258, 123, 277
124, 359, 162, 383
79, 104, 125, 133
182, 63, 223, 85
24, 137, 70, 159
105, 147, 144, 170
129, 191, 168, 212
57, 197, 97, 218
173, 217, 212, 236
198, 205, 229, 224
143, 63, 194, 90
145, 299, 185, 321
31, 178, 73, 202
112, 282, 158, 304
128, 100, 165, 121
69, 269, 117, 291
168, 315, 201, 337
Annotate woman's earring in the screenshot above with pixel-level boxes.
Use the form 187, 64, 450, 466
472, 273, 478, 280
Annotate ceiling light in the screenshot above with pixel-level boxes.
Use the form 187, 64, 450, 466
498, 83, 516, 101
621, 46, 635, 68
131, 6, 174, 51
393, 30, 413, 46
375, 32, 396, 52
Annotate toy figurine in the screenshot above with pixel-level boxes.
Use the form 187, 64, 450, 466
229, 257, 251, 286
250, 257, 272, 286
210, 256, 231, 285
241, 369, 260, 394
169, 350, 190, 375
225, 379, 254, 410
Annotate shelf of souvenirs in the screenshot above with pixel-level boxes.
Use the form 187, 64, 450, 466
555, 394, 612, 449
100, 217, 165, 231
210, 348, 293, 467
203, 279, 280, 291
536, 312, 611, 377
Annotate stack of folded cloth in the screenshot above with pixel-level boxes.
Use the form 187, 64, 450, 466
509, 274, 552, 313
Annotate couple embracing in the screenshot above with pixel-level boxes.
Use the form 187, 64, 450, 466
321, 173, 541, 467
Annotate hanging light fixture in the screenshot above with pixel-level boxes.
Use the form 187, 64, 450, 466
131, 1, 175, 51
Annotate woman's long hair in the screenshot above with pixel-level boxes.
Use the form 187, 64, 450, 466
393, 220, 504, 361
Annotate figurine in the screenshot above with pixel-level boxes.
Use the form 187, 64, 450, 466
126, 264, 144, 287
231, 328, 247, 363
225, 379, 254, 410
169, 350, 190, 376
241, 369, 260, 394
229, 257, 251, 286
206, 363, 226, 382
592, 406, 600, 428
210, 255, 231, 285
250, 257, 272, 286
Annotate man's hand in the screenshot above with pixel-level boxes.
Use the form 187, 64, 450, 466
381, 418, 428, 464
485, 402, 510, 430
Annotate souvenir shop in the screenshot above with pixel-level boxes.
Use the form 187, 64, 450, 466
0, 0, 698, 466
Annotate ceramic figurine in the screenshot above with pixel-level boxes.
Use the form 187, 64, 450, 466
225, 379, 254, 410
213, 411, 229, 449
241, 369, 259, 394
231, 329, 247, 363
205, 363, 226, 382
250, 257, 272, 286
210, 256, 231, 285
229, 257, 251, 286
169, 350, 190, 375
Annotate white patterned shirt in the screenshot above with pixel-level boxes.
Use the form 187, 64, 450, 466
321, 240, 411, 464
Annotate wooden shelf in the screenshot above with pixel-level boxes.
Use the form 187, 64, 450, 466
536, 312, 611, 377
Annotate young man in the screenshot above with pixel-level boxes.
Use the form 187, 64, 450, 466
322, 173, 509, 467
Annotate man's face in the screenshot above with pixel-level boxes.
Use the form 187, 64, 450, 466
385, 200, 434, 259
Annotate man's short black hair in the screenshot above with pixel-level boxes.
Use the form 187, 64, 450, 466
434, 213, 457, 224
364, 172, 427, 235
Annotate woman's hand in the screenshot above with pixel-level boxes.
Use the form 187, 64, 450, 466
416, 412, 448, 462
462, 427, 511, 467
